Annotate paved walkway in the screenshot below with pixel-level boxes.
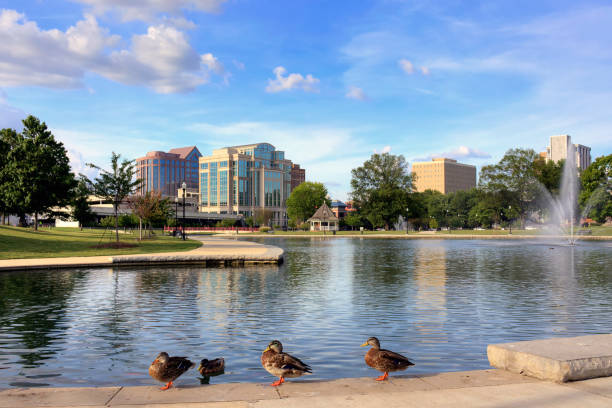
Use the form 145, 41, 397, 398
0, 236, 283, 272
1, 369, 611, 407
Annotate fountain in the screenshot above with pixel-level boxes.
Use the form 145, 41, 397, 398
540, 147, 579, 245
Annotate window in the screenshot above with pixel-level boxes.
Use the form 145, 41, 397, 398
210, 162, 218, 206
220, 170, 228, 206
200, 173, 208, 206
219, 161, 228, 168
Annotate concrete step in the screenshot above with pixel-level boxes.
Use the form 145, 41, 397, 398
488, 334, 612, 382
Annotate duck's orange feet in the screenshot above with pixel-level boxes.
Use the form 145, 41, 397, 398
160, 381, 173, 390
270, 377, 285, 386
375, 372, 389, 381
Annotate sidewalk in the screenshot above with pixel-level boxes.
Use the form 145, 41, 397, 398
1, 369, 610, 407
0, 236, 283, 272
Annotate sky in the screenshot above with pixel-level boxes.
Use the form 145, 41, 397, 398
0, 0, 611, 200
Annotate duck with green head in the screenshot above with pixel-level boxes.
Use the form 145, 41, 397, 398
261, 340, 312, 386
360, 337, 414, 381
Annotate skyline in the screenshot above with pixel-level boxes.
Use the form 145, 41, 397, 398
1, 1, 611, 200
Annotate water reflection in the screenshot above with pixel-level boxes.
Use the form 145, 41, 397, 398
0, 238, 610, 388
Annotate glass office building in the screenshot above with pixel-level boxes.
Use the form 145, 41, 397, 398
198, 143, 293, 226
135, 146, 202, 196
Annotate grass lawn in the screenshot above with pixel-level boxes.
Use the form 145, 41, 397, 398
0, 226, 201, 260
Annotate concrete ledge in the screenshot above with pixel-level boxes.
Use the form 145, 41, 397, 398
488, 334, 612, 382
2, 370, 612, 408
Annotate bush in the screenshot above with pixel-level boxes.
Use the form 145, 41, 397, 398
259, 226, 271, 233
299, 222, 310, 231
221, 219, 236, 228
100, 216, 115, 228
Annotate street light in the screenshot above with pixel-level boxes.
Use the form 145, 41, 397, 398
182, 181, 187, 240
174, 197, 178, 236
508, 205, 512, 235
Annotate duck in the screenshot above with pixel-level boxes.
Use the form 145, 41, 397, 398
261, 340, 312, 386
360, 337, 414, 381
148, 352, 195, 390
198, 357, 225, 376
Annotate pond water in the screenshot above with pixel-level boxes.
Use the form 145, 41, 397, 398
0, 238, 610, 388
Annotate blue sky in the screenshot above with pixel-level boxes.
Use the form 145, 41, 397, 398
1, 0, 611, 200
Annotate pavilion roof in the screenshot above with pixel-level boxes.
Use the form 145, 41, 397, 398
308, 202, 339, 222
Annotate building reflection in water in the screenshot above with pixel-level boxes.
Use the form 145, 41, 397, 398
412, 242, 448, 341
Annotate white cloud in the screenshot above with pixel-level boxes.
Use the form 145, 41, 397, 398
265, 66, 320, 93
345, 86, 367, 100
398, 58, 414, 74
72, 0, 226, 22
0, 10, 225, 93
420, 66, 430, 75
374, 145, 391, 154
413, 146, 491, 163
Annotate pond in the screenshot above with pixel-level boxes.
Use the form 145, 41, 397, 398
0, 238, 610, 387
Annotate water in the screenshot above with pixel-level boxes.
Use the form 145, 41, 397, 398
0, 238, 610, 388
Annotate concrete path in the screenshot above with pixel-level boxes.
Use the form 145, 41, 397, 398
0, 236, 283, 272
1, 369, 611, 407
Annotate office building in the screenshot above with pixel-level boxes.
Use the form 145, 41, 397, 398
198, 143, 293, 226
546, 135, 591, 171
412, 158, 477, 194
290, 163, 306, 190
330, 200, 347, 219
135, 146, 202, 196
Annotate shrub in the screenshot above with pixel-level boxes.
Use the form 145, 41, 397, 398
259, 226, 271, 233
299, 222, 310, 231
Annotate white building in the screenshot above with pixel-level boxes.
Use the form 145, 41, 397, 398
546, 134, 591, 171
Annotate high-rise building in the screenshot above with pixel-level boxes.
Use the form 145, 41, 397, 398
198, 143, 293, 226
135, 146, 202, 196
412, 158, 477, 194
546, 135, 591, 171
290, 163, 306, 190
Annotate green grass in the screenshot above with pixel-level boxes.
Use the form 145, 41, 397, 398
0, 226, 201, 260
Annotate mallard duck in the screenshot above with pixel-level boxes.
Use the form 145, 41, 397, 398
361, 337, 414, 381
261, 340, 312, 386
198, 357, 225, 376
148, 352, 195, 390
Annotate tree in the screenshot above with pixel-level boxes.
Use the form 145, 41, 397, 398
0, 129, 14, 224
343, 212, 363, 230
128, 191, 171, 239
71, 176, 95, 230
479, 148, 539, 228
3, 116, 76, 230
580, 154, 612, 223
286, 182, 330, 223
350, 153, 414, 230
86, 152, 141, 242
254, 208, 274, 227
533, 157, 563, 195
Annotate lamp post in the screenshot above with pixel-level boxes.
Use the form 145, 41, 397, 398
508, 205, 512, 235
174, 197, 178, 236
182, 181, 187, 240
406, 208, 410, 234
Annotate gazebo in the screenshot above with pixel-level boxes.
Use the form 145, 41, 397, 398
307, 203, 339, 231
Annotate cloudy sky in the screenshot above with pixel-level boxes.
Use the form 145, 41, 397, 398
1, 0, 611, 200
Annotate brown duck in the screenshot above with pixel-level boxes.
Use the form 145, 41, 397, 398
361, 337, 414, 381
261, 340, 312, 386
148, 352, 195, 390
198, 357, 225, 376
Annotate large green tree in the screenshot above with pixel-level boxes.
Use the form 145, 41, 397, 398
3, 116, 76, 230
86, 152, 141, 242
479, 148, 539, 228
286, 181, 330, 223
0, 129, 14, 224
580, 154, 612, 223
350, 153, 413, 230
533, 157, 564, 195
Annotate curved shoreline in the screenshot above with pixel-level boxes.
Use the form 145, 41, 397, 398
239, 233, 612, 241
0, 236, 283, 272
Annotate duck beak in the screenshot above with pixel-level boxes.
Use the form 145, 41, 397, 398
264, 346, 271, 352
197, 364, 202, 371
360, 342, 369, 347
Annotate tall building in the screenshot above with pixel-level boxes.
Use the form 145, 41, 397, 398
546, 134, 591, 170
135, 146, 202, 196
198, 143, 293, 226
290, 163, 306, 190
412, 158, 476, 194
